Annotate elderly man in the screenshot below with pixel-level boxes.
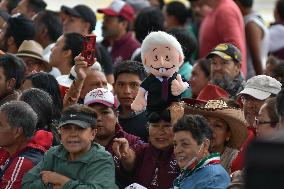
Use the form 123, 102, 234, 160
207, 43, 245, 99
0, 101, 43, 189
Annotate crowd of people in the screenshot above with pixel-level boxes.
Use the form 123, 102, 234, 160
0, 0, 283, 188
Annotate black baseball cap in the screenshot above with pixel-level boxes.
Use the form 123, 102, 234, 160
61, 5, 97, 31
59, 110, 96, 128
207, 43, 242, 64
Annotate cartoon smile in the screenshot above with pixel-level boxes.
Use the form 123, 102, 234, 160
150, 65, 175, 73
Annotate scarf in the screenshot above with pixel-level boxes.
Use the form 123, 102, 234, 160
173, 153, 221, 188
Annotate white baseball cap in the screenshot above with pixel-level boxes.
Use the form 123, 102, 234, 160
84, 88, 118, 109
238, 75, 282, 100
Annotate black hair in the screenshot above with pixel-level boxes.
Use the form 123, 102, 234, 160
168, 27, 197, 63
276, 0, 284, 20
173, 114, 213, 145
6, 0, 21, 14
166, 1, 188, 25
25, 72, 63, 119
272, 61, 284, 87
276, 88, 284, 117
35, 10, 63, 42
114, 60, 147, 82
27, 0, 47, 13
0, 53, 26, 90
63, 32, 84, 66
195, 58, 211, 78
118, 16, 131, 32
134, 7, 164, 43
237, 0, 253, 7
19, 88, 53, 130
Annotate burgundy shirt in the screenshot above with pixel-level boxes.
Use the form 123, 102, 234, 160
131, 144, 179, 189
102, 32, 140, 65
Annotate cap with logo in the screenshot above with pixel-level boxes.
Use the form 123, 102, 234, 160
238, 75, 282, 100
84, 88, 118, 109
207, 43, 242, 64
98, 0, 135, 22
59, 110, 96, 128
61, 5, 97, 31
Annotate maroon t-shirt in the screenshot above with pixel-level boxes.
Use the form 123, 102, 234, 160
102, 32, 140, 65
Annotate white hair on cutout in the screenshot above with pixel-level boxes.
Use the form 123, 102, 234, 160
141, 31, 184, 67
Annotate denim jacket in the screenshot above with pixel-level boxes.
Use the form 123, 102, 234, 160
177, 164, 230, 189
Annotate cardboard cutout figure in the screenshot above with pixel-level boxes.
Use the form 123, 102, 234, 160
131, 31, 188, 121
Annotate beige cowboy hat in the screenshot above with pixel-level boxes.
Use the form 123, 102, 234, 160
184, 100, 248, 150
16, 40, 48, 64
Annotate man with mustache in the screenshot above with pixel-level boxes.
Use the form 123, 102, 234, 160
98, 0, 140, 65
207, 43, 245, 99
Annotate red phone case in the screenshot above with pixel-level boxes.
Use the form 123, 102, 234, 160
82, 34, 96, 66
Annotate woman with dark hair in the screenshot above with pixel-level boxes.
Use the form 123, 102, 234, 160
255, 97, 280, 138
189, 58, 211, 98
173, 114, 230, 189
112, 109, 181, 189
21, 72, 62, 120
19, 88, 60, 145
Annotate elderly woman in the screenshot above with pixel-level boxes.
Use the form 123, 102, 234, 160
185, 100, 248, 173
173, 114, 230, 189
112, 110, 179, 189
255, 97, 280, 138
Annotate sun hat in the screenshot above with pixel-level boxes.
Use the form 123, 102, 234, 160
238, 75, 282, 100
183, 84, 229, 106
184, 99, 248, 149
16, 40, 48, 64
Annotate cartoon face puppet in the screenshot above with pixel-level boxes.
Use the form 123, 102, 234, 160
143, 44, 183, 78
131, 31, 189, 112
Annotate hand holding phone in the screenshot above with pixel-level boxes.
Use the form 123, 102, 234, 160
81, 34, 96, 66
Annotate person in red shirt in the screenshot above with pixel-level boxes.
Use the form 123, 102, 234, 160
0, 101, 43, 189
198, 0, 247, 77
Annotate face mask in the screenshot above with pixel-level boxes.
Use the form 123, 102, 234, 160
182, 142, 205, 170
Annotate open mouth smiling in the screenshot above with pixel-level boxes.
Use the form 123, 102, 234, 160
150, 65, 175, 73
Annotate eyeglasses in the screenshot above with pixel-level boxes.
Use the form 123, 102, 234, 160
254, 118, 278, 126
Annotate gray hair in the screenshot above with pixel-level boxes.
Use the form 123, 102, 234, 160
0, 101, 38, 138
140, 31, 184, 68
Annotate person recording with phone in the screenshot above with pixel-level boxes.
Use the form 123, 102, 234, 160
172, 115, 230, 189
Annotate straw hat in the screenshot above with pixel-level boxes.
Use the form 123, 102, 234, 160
16, 40, 48, 64
184, 100, 247, 149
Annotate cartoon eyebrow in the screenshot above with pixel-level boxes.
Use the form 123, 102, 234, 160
165, 46, 170, 50
153, 48, 157, 52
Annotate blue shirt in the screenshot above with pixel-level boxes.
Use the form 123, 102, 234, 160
177, 164, 230, 189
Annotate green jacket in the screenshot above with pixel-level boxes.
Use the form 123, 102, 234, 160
22, 143, 118, 189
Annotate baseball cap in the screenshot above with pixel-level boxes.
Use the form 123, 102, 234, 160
207, 43, 242, 64
84, 88, 118, 109
98, 0, 135, 22
238, 75, 282, 100
59, 110, 96, 128
61, 5, 97, 31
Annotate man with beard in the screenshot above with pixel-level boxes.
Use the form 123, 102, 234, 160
207, 43, 245, 99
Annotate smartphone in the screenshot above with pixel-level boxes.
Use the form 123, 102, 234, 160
82, 34, 96, 66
